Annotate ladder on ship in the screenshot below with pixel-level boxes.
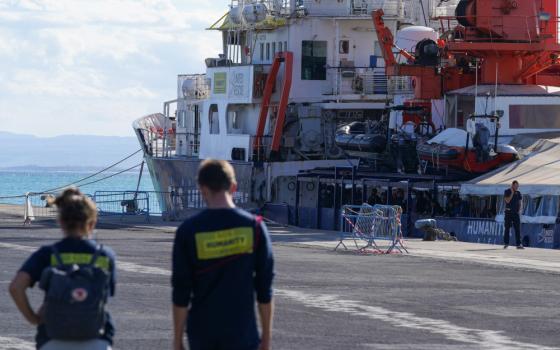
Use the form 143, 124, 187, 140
253, 51, 293, 162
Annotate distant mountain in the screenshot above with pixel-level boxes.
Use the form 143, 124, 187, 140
0, 131, 143, 168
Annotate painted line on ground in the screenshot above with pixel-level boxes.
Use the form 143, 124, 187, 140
409, 248, 560, 273
275, 289, 558, 350
2, 242, 557, 350
0, 242, 36, 253
0, 336, 35, 350
292, 240, 560, 274
118, 261, 171, 276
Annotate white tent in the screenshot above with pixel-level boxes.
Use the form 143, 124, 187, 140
460, 140, 560, 196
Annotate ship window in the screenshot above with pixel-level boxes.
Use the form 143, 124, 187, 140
260, 43, 264, 62
232, 111, 240, 129
301, 40, 327, 81
227, 109, 243, 133
278, 41, 282, 52
266, 43, 270, 61
510, 105, 560, 129
209, 104, 220, 134
284, 41, 288, 51
272, 42, 276, 57
339, 40, 350, 54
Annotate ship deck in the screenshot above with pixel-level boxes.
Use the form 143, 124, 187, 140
0, 207, 559, 349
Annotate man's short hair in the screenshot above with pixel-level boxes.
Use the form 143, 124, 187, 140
197, 159, 237, 192
512, 180, 519, 186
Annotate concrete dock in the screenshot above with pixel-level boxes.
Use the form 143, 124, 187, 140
1, 207, 559, 349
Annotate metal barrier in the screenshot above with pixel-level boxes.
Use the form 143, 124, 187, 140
18, 191, 166, 224
14, 189, 242, 224
23, 192, 59, 224
336, 204, 408, 254
92, 190, 199, 221
93, 191, 151, 221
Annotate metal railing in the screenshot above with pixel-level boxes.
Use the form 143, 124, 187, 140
22, 192, 65, 223
136, 127, 176, 158
298, 0, 417, 19
388, 76, 414, 95
93, 191, 151, 220
9, 190, 202, 224
326, 67, 388, 96
336, 204, 408, 254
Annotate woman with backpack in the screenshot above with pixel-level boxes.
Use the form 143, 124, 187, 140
9, 187, 116, 350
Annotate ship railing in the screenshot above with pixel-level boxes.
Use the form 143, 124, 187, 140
136, 127, 176, 158
387, 76, 414, 95
250, 135, 273, 162
258, 0, 292, 15
325, 67, 388, 96
297, 0, 416, 19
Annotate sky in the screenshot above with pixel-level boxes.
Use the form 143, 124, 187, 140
0, 0, 226, 137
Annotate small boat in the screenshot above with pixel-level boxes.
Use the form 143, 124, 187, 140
417, 117, 518, 174
335, 121, 387, 154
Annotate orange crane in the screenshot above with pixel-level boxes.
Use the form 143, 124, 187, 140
253, 51, 293, 161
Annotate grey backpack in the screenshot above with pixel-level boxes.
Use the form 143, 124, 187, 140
39, 245, 109, 340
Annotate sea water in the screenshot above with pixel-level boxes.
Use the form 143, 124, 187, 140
0, 170, 154, 205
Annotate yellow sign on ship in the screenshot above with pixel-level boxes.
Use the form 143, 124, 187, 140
213, 72, 227, 94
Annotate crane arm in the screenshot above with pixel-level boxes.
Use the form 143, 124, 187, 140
372, 9, 415, 71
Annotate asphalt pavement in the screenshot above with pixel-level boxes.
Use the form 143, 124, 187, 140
0, 213, 559, 350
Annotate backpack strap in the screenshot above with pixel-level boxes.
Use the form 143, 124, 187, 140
89, 244, 104, 267
51, 245, 64, 267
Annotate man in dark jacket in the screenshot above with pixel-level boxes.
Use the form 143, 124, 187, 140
504, 180, 524, 249
172, 159, 275, 350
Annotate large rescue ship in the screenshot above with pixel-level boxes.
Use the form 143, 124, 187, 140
133, 0, 560, 248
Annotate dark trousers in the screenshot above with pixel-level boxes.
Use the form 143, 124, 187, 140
188, 334, 259, 350
504, 211, 521, 246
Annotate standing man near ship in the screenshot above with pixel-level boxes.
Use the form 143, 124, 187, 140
504, 180, 524, 249
171, 159, 275, 350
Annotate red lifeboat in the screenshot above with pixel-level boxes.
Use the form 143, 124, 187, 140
417, 115, 518, 174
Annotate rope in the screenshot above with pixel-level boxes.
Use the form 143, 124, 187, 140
0, 194, 27, 200
33, 163, 143, 194
37, 149, 143, 194
0, 149, 143, 198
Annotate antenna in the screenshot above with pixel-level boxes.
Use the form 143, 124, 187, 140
419, 0, 428, 26
494, 61, 499, 115
474, 58, 478, 113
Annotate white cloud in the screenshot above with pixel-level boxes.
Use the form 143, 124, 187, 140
5, 67, 158, 99
0, 0, 225, 136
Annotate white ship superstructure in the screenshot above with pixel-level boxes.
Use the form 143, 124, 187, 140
131, 0, 560, 248
134, 0, 435, 216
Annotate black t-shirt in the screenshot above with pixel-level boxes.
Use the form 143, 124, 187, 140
504, 189, 522, 213
19, 237, 116, 348
172, 208, 274, 346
